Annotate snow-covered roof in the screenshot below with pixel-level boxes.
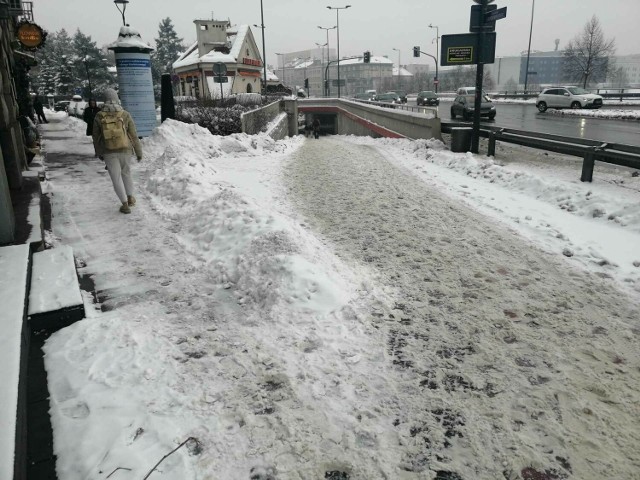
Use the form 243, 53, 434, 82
293, 59, 315, 69
108, 26, 153, 52
338, 55, 393, 66
392, 66, 413, 77
173, 24, 253, 70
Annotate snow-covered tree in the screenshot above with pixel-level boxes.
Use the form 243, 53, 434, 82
72, 29, 115, 98
152, 18, 184, 95
563, 16, 615, 88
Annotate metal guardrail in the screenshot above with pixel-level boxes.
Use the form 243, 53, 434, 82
348, 98, 438, 117
441, 122, 640, 182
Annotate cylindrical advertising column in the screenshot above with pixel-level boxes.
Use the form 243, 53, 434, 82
108, 27, 156, 137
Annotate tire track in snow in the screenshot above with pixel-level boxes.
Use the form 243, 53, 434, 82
285, 136, 640, 479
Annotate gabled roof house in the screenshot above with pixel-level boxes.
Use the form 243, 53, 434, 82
173, 19, 264, 98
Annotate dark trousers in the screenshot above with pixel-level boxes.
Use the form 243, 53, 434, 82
36, 111, 47, 123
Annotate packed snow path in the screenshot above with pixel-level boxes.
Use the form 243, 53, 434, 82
37, 115, 639, 480
285, 137, 640, 479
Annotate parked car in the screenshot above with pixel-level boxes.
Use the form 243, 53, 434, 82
457, 87, 490, 99
353, 92, 375, 101
536, 86, 603, 112
388, 90, 407, 103
450, 94, 496, 120
416, 91, 439, 106
67, 95, 85, 117
375, 92, 402, 106
53, 100, 70, 112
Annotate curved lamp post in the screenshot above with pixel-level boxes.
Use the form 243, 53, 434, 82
318, 25, 336, 97
326, 5, 351, 98
392, 47, 401, 88
113, 0, 129, 26
428, 23, 439, 92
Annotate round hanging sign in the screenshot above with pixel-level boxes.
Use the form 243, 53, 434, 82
17, 23, 44, 49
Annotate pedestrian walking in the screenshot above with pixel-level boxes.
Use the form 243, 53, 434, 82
92, 88, 143, 214
33, 96, 48, 124
312, 117, 320, 139
82, 99, 101, 136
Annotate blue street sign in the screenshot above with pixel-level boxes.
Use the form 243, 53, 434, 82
485, 6, 507, 23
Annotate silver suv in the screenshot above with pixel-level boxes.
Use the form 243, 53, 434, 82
536, 86, 603, 112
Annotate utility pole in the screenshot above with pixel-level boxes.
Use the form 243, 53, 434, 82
471, 0, 488, 154
524, 0, 535, 93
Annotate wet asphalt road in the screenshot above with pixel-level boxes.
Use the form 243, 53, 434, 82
437, 102, 640, 146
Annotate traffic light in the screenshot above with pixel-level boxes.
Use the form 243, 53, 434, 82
304, 78, 309, 89
363, 51, 371, 63
413, 46, 420, 57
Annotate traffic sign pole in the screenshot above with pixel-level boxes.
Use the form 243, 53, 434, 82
471, 0, 488, 154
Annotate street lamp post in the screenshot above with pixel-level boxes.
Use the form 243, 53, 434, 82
428, 23, 439, 93
253, 0, 268, 92
113, 0, 129, 26
318, 25, 336, 97
327, 5, 351, 98
392, 47, 401, 88
83, 54, 93, 99
316, 42, 327, 97
524, 0, 535, 93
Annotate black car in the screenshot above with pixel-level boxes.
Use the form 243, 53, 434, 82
388, 90, 407, 103
417, 91, 439, 106
450, 94, 496, 120
54, 100, 70, 112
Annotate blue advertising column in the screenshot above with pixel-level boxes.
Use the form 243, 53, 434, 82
108, 27, 156, 137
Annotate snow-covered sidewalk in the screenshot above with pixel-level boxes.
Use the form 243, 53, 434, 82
39, 113, 639, 480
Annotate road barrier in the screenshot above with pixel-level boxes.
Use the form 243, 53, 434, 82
442, 122, 640, 182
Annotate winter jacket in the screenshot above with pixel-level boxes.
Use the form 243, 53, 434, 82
92, 105, 143, 159
83, 105, 101, 136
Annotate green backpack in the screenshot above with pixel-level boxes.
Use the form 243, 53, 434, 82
100, 111, 129, 150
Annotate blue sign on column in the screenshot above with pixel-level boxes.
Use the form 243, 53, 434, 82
114, 54, 156, 137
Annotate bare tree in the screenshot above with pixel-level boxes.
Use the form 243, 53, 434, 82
563, 16, 615, 87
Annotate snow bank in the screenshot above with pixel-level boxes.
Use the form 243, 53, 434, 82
344, 135, 640, 296
544, 108, 640, 120
142, 120, 350, 315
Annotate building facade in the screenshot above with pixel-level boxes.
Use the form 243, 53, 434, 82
172, 20, 264, 98
1, 0, 31, 244
275, 48, 395, 97
608, 54, 640, 87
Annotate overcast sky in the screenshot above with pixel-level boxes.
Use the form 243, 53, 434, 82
35, 0, 638, 67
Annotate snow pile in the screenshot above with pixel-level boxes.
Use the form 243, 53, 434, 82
143, 119, 350, 315
491, 97, 536, 104
373, 137, 640, 232
544, 108, 640, 120
344, 135, 640, 295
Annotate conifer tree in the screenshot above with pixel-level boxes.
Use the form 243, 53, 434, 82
152, 18, 184, 94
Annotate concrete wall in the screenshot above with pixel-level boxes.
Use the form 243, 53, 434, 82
240, 99, 298, 140
299, 98, 442, 141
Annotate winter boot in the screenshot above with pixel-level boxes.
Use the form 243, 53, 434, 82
120, 202, 131, 214
127, 195, 136, 207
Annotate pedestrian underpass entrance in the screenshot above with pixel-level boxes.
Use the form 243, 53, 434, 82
298, 98, 442, 140
302, 112, 338, 136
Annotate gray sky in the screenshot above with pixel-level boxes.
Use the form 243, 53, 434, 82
35, 0, 639, 67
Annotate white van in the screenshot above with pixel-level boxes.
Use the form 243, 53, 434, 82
67, 95, 86, 117
457, 87, 490, 99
